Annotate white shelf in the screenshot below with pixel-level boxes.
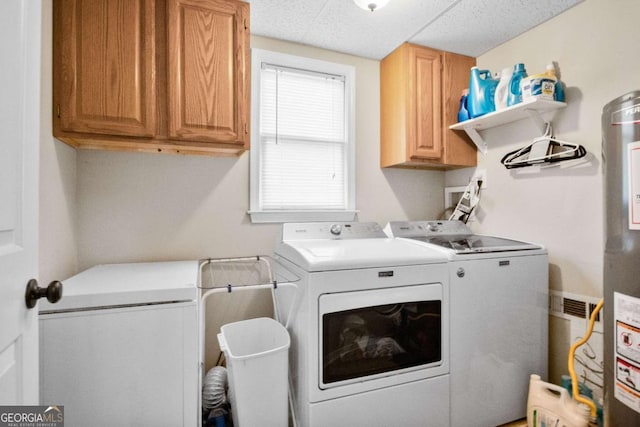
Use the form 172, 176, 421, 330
449, 98, 567, 154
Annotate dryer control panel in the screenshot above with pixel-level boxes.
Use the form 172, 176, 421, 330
281, 222, 386, 240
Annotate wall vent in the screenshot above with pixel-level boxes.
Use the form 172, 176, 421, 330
588, 302, 602, 322
562, 297, 587, 318
550, 291, 604, 398
550, 291, 602, 324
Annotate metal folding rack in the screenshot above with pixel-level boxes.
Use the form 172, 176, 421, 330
198, 256, 300, 425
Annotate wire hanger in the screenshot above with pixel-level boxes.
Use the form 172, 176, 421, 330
500, 123, 587, 169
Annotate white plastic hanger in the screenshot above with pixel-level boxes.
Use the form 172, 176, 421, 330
500, 123, 586, 169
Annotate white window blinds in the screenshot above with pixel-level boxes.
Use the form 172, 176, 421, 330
259, 64, 348, 210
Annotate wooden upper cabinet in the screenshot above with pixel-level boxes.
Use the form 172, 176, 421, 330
167, 0, 249, 147
409, 46, 442, 160
54, 0, 157, 137
53, 0, 250, 156
441, 51, 478, 167
380, 43, 476, 169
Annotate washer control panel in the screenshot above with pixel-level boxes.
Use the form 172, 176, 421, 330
385, 220, 472, 238
282, 222, 386, 240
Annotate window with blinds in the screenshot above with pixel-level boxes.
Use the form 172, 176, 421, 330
249, 49, 356, 223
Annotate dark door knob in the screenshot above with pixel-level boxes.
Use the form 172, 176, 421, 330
25, 279, 63, 309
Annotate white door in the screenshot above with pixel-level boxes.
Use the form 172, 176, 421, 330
0, 0, 42, 404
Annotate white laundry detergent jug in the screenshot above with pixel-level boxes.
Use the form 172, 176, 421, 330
526, 374, 591, 427
494, 67, 513, 111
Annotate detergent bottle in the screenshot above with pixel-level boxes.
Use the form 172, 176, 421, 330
546, 63, 566, 102
526, 374, 590, 427
467, 66, 498, 118
494, 67, 513, 111
506, 63, 528, 107
457, 89, 470, 122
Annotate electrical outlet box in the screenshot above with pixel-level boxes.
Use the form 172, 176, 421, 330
444, 186, 467, 212
473, 169, 487, 189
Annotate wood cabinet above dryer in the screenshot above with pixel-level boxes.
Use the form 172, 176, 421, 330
380, 43, 477, 169
53, 0, 250, 156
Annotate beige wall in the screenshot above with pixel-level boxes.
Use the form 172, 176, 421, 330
446, 0, 640, 385
54, 35, 444, 271
39, 1, 78, 285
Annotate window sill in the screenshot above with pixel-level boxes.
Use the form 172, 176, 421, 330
248, 210, 358, 224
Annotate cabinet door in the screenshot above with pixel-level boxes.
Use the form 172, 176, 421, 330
441, 52, 477, 166
167, 0, 249, 147
53, 0, 157, 137
408, 46, 442, 160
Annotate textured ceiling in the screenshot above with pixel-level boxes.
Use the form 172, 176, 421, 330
246, 0, 583, 59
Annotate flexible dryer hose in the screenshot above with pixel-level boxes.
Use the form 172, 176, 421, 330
567, 298, 604, 420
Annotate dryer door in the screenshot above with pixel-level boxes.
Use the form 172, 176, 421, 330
319, 284, 444, 389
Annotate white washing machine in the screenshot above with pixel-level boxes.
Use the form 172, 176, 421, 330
273, 222, 451, 427
39, 261, 199, 427
385, 220, 549, 427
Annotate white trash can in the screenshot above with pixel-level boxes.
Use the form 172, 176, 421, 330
217, 317, 290, 427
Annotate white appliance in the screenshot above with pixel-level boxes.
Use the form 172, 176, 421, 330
385, 220, 548, 427
39, 261, 199, 427
273, 222, 451, 427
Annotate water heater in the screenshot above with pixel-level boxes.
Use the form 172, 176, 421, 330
603, 90, 640, 426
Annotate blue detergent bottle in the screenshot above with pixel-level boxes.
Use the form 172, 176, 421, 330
507, 63, 528, 107
457, 89, 470, 122
467, 66, 498, 118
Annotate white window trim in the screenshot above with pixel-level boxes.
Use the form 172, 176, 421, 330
248, 48, 357, 223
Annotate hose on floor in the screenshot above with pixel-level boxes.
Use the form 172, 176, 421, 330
202, 366, 228, 411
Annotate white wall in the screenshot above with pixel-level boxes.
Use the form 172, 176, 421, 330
39, 1, 78, 285
445, 0, 640, 385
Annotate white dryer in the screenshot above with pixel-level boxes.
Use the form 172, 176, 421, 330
385, 220, 549, 427
273, 222, 451, 427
